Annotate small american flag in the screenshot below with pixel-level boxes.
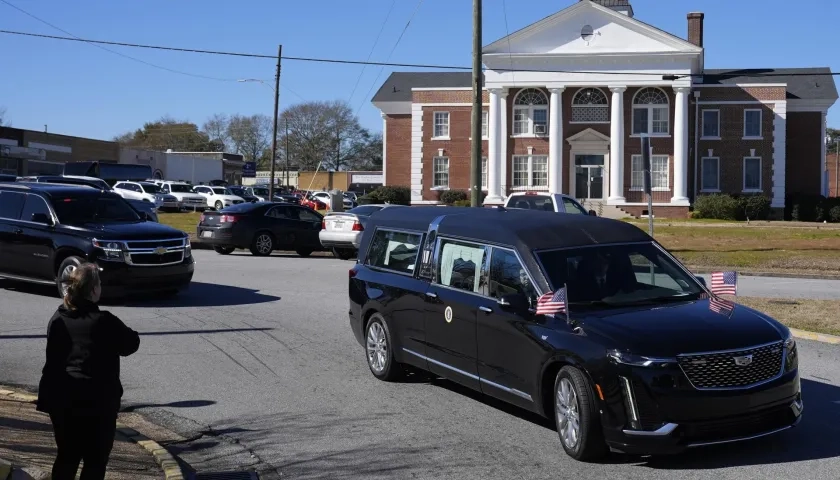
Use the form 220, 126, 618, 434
710, 271, 737, 296
708, 296, 735, 315
536, 286, 567, 316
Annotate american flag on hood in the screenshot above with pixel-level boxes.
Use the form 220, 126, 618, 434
708, 296, 735, 316
710, 271, 737, 296
536, 286, 567, 316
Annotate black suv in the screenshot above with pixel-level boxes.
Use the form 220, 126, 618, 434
0, 182, 194, 298
349, 207, 801, 461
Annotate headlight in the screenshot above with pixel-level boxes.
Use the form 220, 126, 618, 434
92, 239, 125, 262
607, 350, 676, 367
784, 331, 798, 372
185, 237, 192, 257
784, 332, 795, 351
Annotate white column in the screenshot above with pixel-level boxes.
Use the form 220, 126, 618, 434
485, 89, 504, 204
500, 90, 508, 196
548, 87, 565, 195
381, 112, 387, 186
608, 86, 626, 203
672, 86, 691, 204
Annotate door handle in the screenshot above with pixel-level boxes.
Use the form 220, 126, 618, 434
13, 228, 22, 235
479, 306, 493, 313
425, 292, 438, 298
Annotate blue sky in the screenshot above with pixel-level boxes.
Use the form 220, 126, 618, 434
1, 0, 839, 141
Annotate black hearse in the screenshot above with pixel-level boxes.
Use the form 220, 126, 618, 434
348, 207, 801, 461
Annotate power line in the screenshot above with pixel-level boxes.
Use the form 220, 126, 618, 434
0, 0, 238, 82
347, 0, 397, 104
2, 27, 840, 79
356, 0, 425, 115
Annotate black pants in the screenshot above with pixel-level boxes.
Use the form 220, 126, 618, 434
49, 408, 118, 480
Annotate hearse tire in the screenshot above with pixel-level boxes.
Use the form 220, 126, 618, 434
554, 366, 608, 462
364, 313, 403, 382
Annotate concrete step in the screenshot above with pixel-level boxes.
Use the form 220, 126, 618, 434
581, 200, 631, 219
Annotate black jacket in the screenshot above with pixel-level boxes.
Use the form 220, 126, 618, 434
36, 301, 140, 414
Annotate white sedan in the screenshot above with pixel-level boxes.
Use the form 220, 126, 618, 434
193, 185, 246, 210
319, 204, 404, 259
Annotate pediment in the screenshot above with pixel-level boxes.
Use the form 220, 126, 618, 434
483, 1, 702, 57
566, 128, 610, 145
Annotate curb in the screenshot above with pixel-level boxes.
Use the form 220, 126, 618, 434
790, 328, 840, 345
0, 458, 10, 480
689, 267, 840, 281
0, 389, 187, 480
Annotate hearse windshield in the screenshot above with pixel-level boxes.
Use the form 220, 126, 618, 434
537, 243, 705, 309
53, 195, 141, 225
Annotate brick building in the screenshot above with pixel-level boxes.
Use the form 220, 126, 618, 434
372, 0, 837, 217
0, 126, 120, 176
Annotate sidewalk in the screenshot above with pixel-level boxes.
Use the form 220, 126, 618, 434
0, 388, 173, 480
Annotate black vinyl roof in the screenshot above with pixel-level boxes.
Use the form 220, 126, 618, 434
367, 206, 651, 251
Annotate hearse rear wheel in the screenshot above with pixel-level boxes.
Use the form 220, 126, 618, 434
365, 313, 403, 381
554, 366, 608, 462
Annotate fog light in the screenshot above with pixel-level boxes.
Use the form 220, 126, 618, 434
620, 376, 640, 429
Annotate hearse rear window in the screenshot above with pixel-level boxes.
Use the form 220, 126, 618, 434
366, 229, 422, 274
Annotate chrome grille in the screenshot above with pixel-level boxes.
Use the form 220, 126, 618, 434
117, 238, 188, 267
126, 239, 184, 249
678, 341, 784, 390
232, 200, 244, 204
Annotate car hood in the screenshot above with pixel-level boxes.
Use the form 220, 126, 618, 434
66, 221, 187, 240
578, 298, 786, 357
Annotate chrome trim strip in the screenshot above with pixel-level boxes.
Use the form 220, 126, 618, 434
619, 376, 640, 423
402, 348, 533, 402
622, 422, 679, 437
0, 273, 54, 286
686, 424, 794, 448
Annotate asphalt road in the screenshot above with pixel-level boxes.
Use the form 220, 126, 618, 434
2, 250, 840, 479
694, 274, 840, 300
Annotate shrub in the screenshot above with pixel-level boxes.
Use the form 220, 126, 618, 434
734, 194, 771, 221
787, 194, 825, 222
692, 194, 739, 220
368, 185, 411, 205
829, 206, 840, 223
453, 199, 472, 207
440, 190, 469, 205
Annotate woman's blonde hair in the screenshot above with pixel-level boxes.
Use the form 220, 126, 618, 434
63, 263, 101, 309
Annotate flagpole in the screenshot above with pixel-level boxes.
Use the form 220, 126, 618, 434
563, 283, 571, 325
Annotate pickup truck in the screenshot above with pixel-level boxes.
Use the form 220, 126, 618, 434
503, 191, 596, 215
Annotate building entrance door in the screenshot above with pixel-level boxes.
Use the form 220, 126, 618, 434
574, 154, 604, 200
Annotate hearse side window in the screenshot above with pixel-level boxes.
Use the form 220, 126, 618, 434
0, 191, 26, 219
537, 243, 703, 308
488, 248, 538, 306
436, 239, 487, 293
20, 194, 51, 223
366, 229, 423, 274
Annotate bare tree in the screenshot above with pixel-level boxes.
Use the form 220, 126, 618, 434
202, 114, 231, 152
114, 116, 222, 152
227, 114, 272, 167
0, 107, 9, 127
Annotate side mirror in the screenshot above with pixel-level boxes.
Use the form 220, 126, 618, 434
143, 212, 155, 222
696, 276, 707, 287
31, 213, 53, 225
588, 210, 597, 216
497, 293, 530, 312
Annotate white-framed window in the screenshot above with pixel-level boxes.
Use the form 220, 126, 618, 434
743, 109, 762, 139
511, 155, 548, 188
433, 112, 450, 139
743, 157, 762, 192
700, 157, 720, 191
632, 88, 670, 136
432, 156, 449, 188
512, 88, 549, 136
630, 154, 670, 191
571, 88, 609, 123
481, 157, 487, 190
701, 110, 720, 139
482, 111, 488, 138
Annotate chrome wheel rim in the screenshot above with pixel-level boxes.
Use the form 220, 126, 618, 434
556, 378, 580, 449
256, 235, 272, 254
366, 322, 388, 374
60, 264, 76, 296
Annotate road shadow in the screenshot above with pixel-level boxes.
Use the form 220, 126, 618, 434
121, 399, 216, 413
222, 251, 336, 260
122, 282, 280, 308
0, 327, 275, 340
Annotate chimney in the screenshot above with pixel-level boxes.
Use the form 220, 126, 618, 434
687, 12, 704, 47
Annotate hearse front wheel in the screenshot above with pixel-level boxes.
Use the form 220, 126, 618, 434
365, 313, 402, 381
554, 366, 608, 462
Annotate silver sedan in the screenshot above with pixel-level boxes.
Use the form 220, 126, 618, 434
319, 204, 405, 259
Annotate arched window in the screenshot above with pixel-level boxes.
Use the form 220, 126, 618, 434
512, 88, 549, 136
571, 88, 609, 123
632, 87, 669, 135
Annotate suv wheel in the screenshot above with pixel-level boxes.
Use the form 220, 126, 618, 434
55, 256, 84, 298
554, 366, 608, 461
214, 200, 224, 210
250, 232, 274, 256
365, 314, 403, 381
213, 246, 235, 255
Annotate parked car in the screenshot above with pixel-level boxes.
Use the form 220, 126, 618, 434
273, 192, 301, 205
154, 181, 208, 211
0, 182, 193, 298
113, 181, 180, 211
348, 206, 801, 461
228, 186, 259, 203
245, 186, 271, 202
310, 191, 355, 210
196, 202, 324, 257
504, 192, 595, 215
24, 175, 160, 222
320, 204, 405, 259
299, 192, 327, 211
193, 185, 246, 210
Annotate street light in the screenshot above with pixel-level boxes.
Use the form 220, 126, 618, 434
237, 78, 275, 92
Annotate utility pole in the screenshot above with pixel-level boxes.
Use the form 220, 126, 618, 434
284, 117, 290, 189
470, 0, 482, 207
269, 44, 282, 201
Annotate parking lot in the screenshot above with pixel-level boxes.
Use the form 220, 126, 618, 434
2, 249, 840, 479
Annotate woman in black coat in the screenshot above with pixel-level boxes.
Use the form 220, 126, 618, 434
36, 262, 140, 480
